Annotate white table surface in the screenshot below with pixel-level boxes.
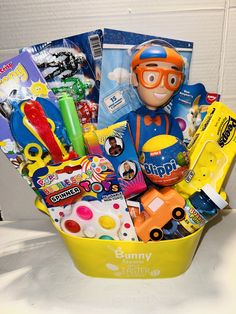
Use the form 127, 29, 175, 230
0, 210, 236, 314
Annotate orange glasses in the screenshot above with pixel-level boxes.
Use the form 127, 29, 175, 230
134, 66, 183, 91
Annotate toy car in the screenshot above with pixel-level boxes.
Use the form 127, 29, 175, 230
134, 187, 185, 242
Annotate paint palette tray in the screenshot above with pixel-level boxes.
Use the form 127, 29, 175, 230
61, 199, 138, 241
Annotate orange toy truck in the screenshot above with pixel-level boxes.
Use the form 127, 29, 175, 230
134, 187, 186, 242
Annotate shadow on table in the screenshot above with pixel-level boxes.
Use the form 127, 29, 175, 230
194, 207, 232, 254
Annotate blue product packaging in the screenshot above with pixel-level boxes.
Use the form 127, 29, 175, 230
95, 121, 147, 199
98, 28, 193, 129
0, 51, 65, 190
166, 83, 220, 145
22, 30, 103, 125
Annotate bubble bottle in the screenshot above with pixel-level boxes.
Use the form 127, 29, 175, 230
180, 184, 228, 234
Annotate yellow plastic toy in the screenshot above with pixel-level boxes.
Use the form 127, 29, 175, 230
35, 197, 203, 279
175, 102, 236, 199
24, 143, 51, 177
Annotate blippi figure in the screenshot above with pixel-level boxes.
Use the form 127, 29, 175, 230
120, 44, 185, 156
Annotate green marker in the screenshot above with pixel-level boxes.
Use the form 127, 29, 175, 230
58, 93, 85, 157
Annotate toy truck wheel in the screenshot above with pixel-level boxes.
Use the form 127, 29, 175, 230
150, 228, 163, 241
172, 207, 185, 221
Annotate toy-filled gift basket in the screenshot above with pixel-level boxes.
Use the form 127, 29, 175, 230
0, 28, 235, 279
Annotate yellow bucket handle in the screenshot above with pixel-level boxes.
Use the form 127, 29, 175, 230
35, 197, 50, 216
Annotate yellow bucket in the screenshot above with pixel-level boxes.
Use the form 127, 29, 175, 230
35, 197, 204, 279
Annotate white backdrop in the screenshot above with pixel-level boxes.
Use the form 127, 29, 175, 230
0, 0, 235, 219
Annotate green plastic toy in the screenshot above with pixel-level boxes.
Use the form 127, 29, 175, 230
58, 93, 86, 157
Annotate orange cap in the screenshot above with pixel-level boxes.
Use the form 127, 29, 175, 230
131, 45, 184, 71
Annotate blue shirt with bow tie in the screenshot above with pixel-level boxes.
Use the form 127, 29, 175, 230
119, 106, 183, 156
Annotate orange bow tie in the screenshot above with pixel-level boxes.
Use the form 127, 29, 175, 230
144, 115, 161, 126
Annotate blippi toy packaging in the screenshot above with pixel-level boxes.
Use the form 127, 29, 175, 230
175, 101, 236, 199
166, 83, 220, 145
98, 28, 193, 129
32, 154, 138, 241
117, 40, 186, 158
139, 135, 189, 186
22, 29, 103, 125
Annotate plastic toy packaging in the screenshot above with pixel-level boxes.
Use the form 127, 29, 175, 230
133, 183, 228, 242
94, 121, 147, 199
175, 102, 236, 199
0, 51, 73, 190
117, 39, 187, 157
61, 199, 136, 241
166, 83, 220, 145
139, 134, 189, 187
32, 154, 138, 241
164, 184, 228, 240
98, 29, 193, 130
22, 30, 103, 126
180, 184, 228, 234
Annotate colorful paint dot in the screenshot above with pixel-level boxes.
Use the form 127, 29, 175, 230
99, 215, 116, 229
55, 219, 59, 222
65, 220, 81, 233
59, 212, 64, 217
101, 165, 107, 171
92, 183, 103, 192
125, 207, 129, 212
82, 173, 87, 179
95, 167, 101, 173
99, 235, 114, 240
113, 203, 120, 210
84, 226, 96, 238
124, 223, 131, 229
123, 232, 127, 236
91, 162, 96, 168
93, 157, 99, 163
76, 205, 93, 220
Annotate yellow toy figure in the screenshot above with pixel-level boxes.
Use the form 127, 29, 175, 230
120, 43, 185, 156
